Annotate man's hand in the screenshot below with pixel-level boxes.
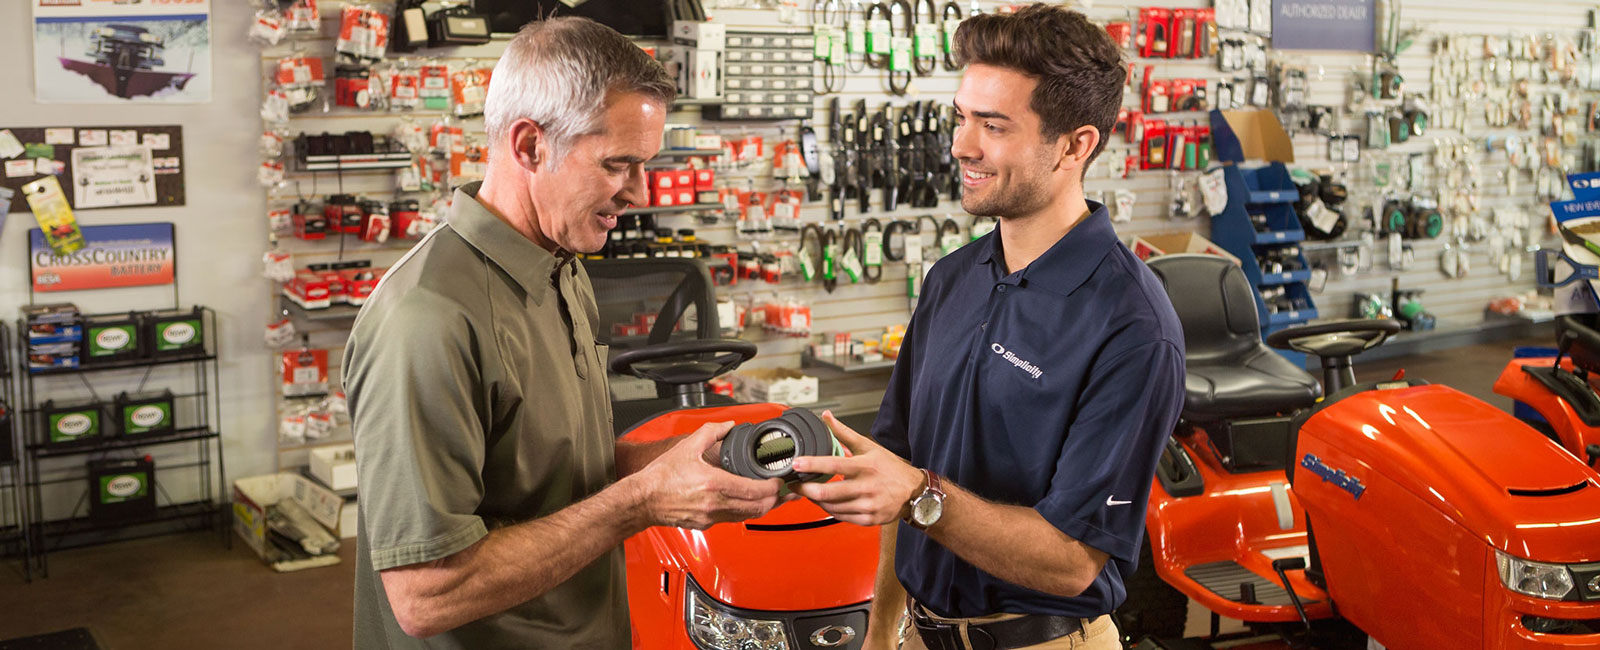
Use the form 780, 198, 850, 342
631, 421, 787, 530
791, 412, 925, 527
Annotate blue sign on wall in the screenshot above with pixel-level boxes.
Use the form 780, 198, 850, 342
1271, 0, 1376, 52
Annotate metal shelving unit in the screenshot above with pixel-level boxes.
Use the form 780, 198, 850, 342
0, 323, 29, 581
18, 307, 227, 578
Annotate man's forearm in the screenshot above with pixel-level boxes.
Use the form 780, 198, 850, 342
866, 524, 907, 646
925, 482, 1107, 598
614, 436, 682, 477
382, 475, 649, 637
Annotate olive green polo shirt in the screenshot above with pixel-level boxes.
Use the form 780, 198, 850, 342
346, 182, 622, 649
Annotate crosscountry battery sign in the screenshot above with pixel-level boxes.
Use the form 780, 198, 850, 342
30, 222, 174, 292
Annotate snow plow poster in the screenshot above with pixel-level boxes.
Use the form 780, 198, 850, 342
33, 0, 212, 104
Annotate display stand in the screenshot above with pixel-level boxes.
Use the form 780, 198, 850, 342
18, 307, 227, 578
1209, 163, 1319, 365
0, 323, 29, 581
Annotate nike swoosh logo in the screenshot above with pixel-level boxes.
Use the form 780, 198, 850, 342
1106, 496, 1132, 506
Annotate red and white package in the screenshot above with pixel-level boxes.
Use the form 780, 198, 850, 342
451, 67, 492, 118
336, 4, 391, 63
251, 9, 286, 45
389, 66, 421, 111
285, 0, 321, 33
275, 56, 326, 89
281, 348, 330, 397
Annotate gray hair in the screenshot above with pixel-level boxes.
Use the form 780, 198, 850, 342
484, 16, 677, 168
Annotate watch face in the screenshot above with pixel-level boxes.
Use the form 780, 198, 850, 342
913, 497, 942, 527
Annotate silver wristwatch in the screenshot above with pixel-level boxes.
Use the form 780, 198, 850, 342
905, 469, 945, 530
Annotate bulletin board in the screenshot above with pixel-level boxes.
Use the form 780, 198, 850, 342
0, 124, 186, 214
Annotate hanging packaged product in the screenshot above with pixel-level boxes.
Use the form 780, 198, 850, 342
251, 9, 287, 46
115, 390, 176, 438
259, 159, 285, 188
263, 248, 296, 282
145, 307, 206, 357
419, 62, 451, 111
336, 4, 392, 64
22, 176, 85, 255
264, 316, 298, 348
285, 0, 321, 34
280, 409, 308, 445
42, 398, 103, 447
334, 65, 375, 110
84, 313, 146, 364
451, 65, 492, 118
359, 200, 392, 243
274, 55, 327, 113
261, 88, 292, 125
88, 457, 156, 524
388, 61, 422, 111
282, 348, 330, 397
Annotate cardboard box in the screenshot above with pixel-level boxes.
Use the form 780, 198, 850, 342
232, 473, 345, 571
731, 368, 819, 405
1129, 232, 1242, 266
310, 444, 358, 492
672, 20, 726, 51
1211, 109, 1295, 164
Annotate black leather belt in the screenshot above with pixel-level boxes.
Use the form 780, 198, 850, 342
911, 606, 1083, 650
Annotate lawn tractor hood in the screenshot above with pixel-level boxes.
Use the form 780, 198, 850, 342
1299, 383, 1600, 563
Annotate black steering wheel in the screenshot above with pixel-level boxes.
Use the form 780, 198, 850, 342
608, 338, 758, 387
1266, 318, 1402, 358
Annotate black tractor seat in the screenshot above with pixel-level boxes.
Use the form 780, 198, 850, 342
1147, 254, 1321, 422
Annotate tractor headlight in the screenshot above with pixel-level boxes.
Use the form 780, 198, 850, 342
1496, 550, 1576, 600
138, 33, 159, 44
686, 578, 790, 650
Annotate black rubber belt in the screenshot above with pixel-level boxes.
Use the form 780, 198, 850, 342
842, 226, 863, 285
914, 0, 938, 76
941, 0, 962, 71
883, 218, 914, 262
862, 218, 884, 283
800, 223, 826, 283
821, 228, 840, 292
888, 0, 914, 95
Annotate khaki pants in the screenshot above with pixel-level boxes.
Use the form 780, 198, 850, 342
899, 605, 1120, 650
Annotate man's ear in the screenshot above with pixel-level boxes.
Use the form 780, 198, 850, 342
1056, 125, 1101, 176
508, 118, 546, 173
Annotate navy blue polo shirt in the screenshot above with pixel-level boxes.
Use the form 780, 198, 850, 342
873, 201, 1185, 619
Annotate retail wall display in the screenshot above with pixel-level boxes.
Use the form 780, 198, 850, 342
29, 223, 176, 294
32, 0, 212, 104
252, 0, 1583, 461
0, 125, 186, 213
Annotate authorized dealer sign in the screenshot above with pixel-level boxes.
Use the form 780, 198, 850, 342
30, 222, 175, 292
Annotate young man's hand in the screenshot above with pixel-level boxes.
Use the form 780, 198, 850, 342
632, 421, 788, 530
791, 412, 925, 527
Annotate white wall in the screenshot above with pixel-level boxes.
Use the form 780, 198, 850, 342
0, 2, 272, 518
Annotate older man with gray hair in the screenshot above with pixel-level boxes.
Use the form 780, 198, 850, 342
345, 17, 786, 649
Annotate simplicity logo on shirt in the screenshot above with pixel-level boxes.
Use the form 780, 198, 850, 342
990, 343, 1044, 380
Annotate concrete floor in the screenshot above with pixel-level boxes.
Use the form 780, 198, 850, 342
0, 335, 1554, 648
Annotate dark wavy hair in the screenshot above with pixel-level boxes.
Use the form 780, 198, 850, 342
953, 4, 1126, 164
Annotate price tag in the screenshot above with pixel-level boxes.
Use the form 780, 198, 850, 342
943, 19, 963, 53
813, 25, 832, 59
848, 19, 867, 53
891, 37, 913, 72
868, 19, 892, 55
830, 34, 846, 63
842, 248, 863, 282
863, 231, 884, 266
940, 233, 963, 254
915, 24, 940, 58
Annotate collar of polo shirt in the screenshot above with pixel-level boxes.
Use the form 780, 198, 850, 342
977, 200, 1120, 296
448, 181, 572, 306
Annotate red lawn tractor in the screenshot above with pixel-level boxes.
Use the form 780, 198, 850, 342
1119, 254, 1600, 650
587, 259, 880, 650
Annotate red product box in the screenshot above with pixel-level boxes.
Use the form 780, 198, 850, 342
695, 168, 715, 191
653, 188, 677, 207
316, 269, 348, 304
678, 189, 695, 205
1104, 22, 1132, 50
292, 210, 327, 241
283, 271, 332, 310
1138, 8, 1171, 58
652, 171, 676, 190
675, 170, 694, 188
340, 268, 384, 306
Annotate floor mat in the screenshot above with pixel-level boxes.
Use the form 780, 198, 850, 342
0, 629, 101, 650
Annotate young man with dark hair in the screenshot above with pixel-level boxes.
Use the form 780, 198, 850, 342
792, 5, 1185, 649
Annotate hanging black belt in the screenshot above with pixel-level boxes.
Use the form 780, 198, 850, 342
887, 0, 914, 95
883, 218, 914, 262
914, 0, 938, 75
861, 218, 883, 283
941, 0, 962, 71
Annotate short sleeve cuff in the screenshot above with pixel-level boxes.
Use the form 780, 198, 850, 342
369, 517, 489, 571
1034, 500, 1138, 564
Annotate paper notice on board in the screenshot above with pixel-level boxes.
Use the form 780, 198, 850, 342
109, 130, 138, 146
0, 130, 24, 159
44, 128, 74, 145
141, 133, 171, 151
70, 145, 156, 208
78, 129, 107, 146
5, 160, 34, 178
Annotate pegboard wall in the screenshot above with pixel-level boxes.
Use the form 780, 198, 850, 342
257, 0, 1592, 445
